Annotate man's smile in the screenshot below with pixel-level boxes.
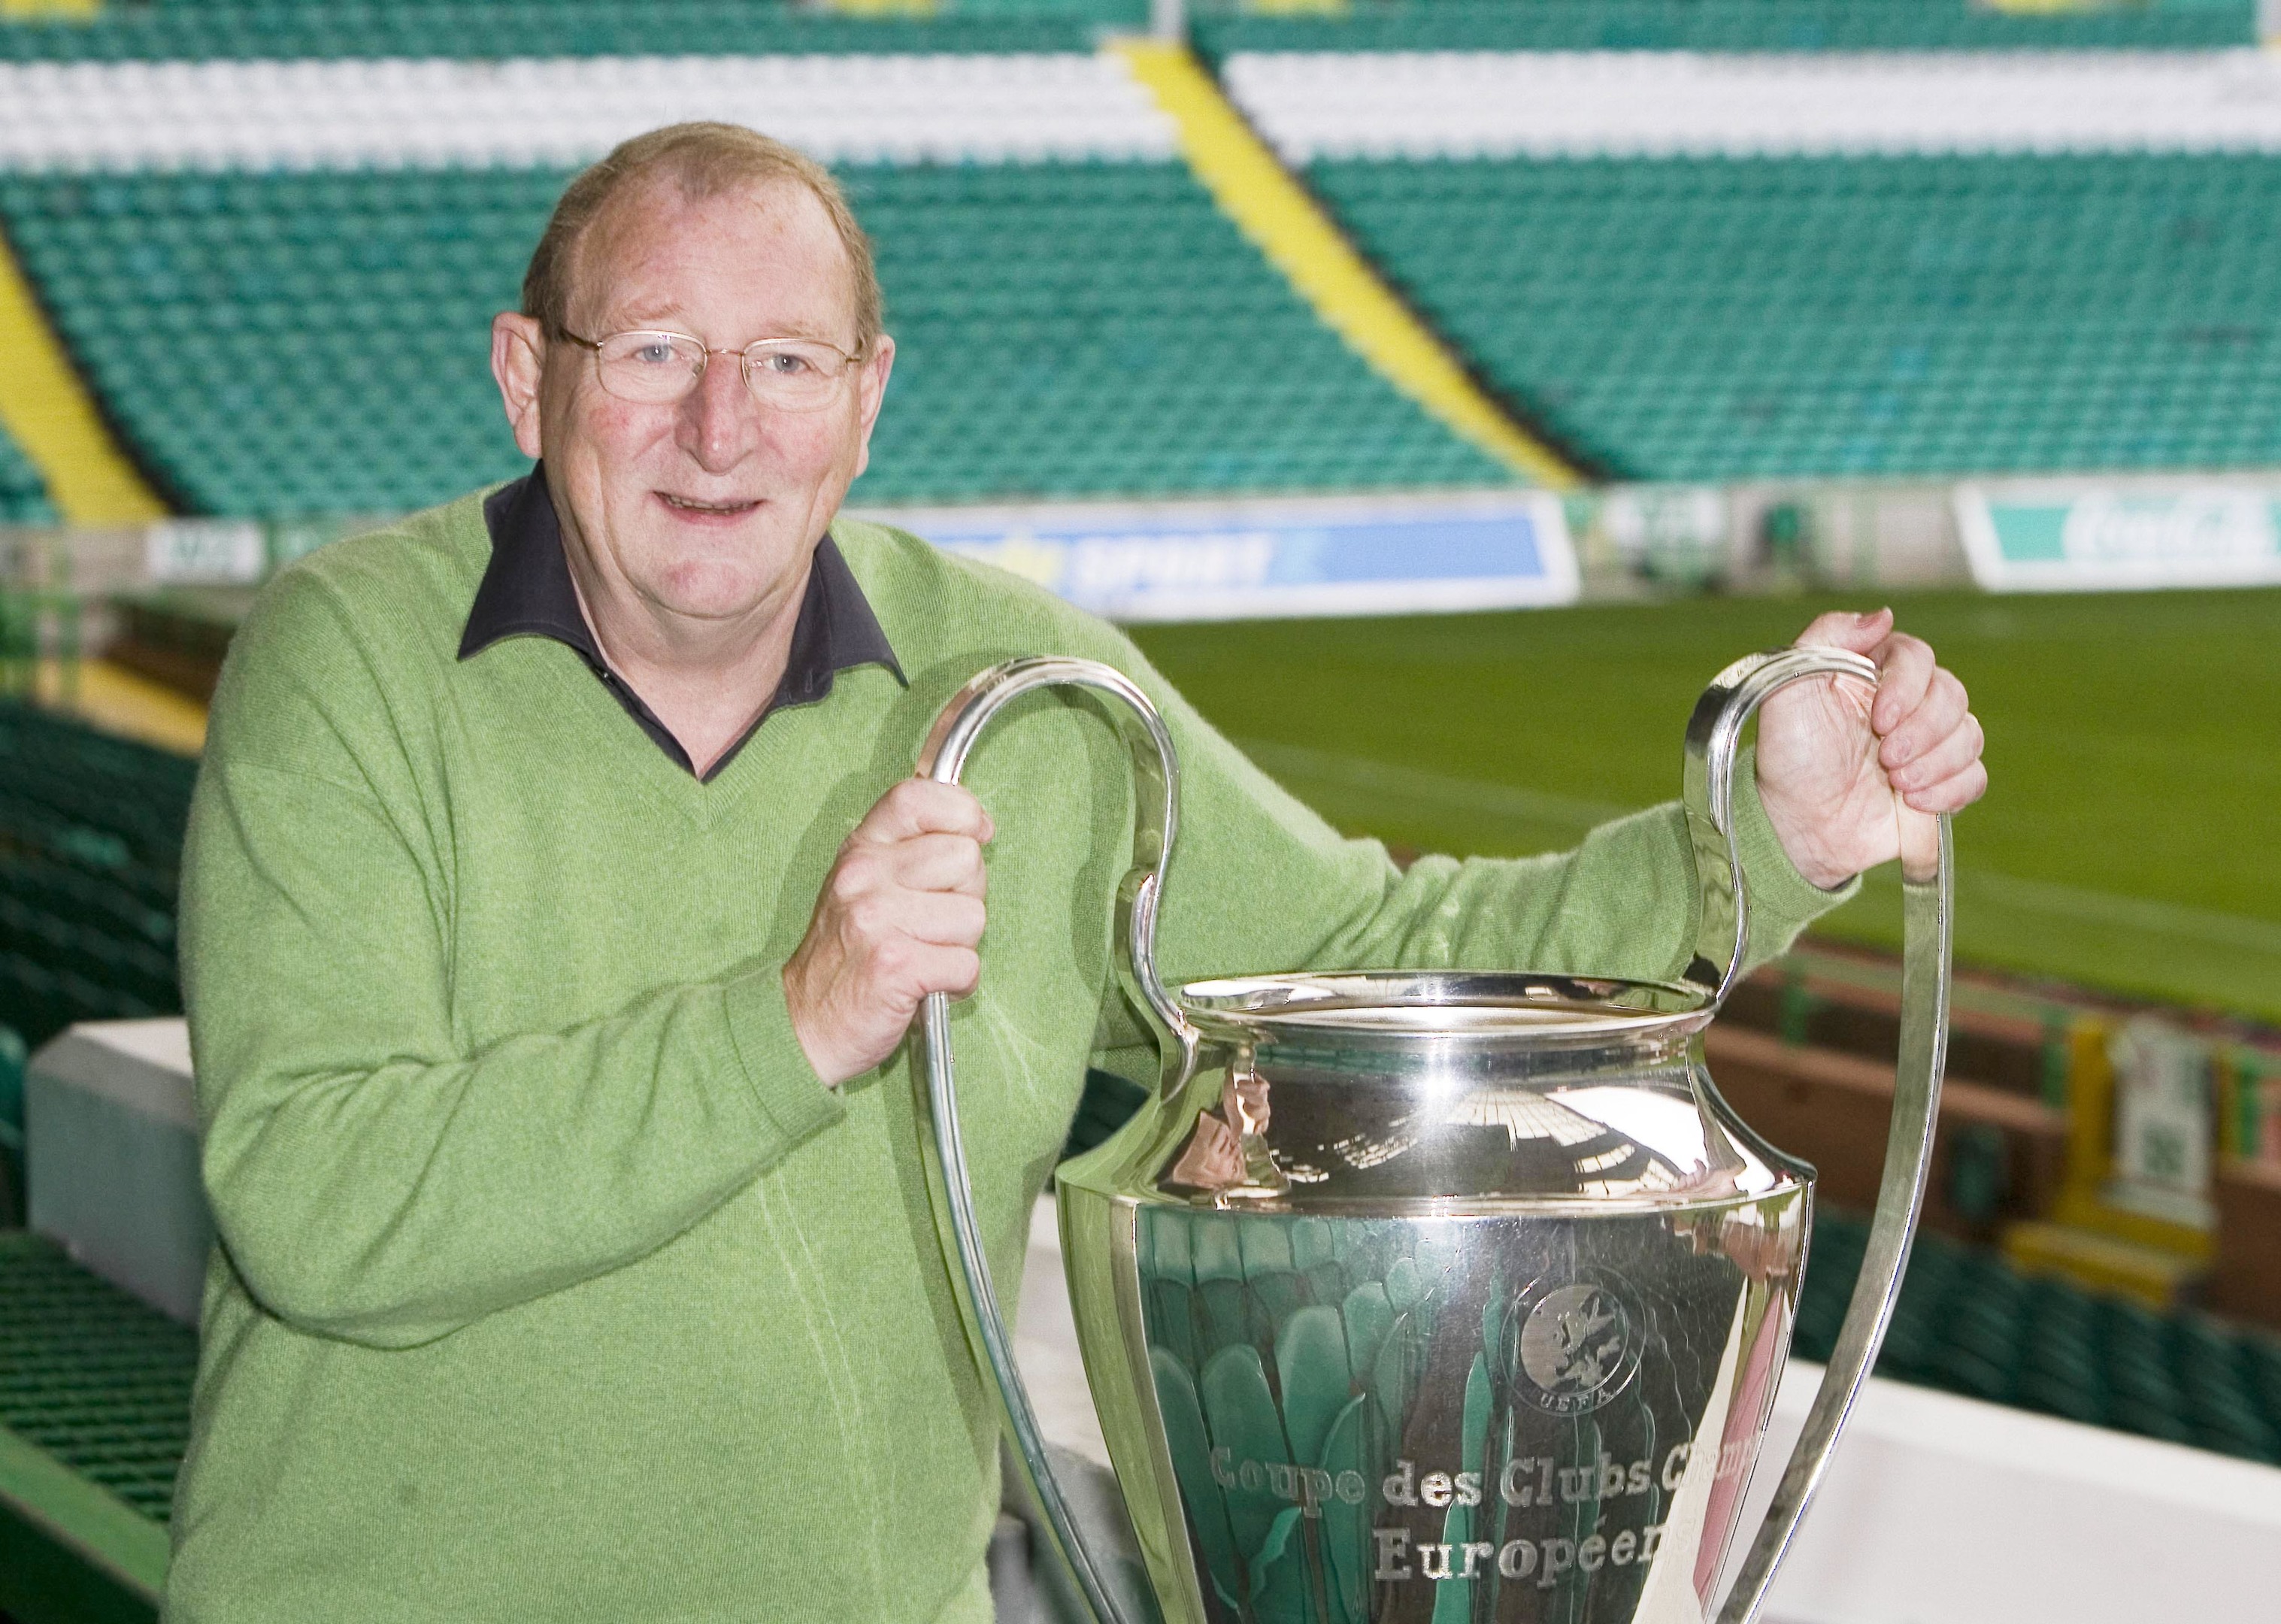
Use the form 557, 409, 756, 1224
657, 490, 762, 519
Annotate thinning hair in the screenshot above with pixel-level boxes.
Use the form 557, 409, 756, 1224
522, 121, 883, 353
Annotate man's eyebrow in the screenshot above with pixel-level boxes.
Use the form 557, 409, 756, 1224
759, 322, 842, 344
610, 304, 692, 332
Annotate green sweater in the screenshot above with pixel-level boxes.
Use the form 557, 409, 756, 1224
170, 487, 1847, 1623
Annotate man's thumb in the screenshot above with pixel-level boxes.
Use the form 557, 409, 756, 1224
1796, 606, 1893, 654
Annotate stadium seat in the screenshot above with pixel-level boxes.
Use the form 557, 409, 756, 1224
1796, 1213, 2281, 1465
0, 1023, 20, 1223
0, 156, 1508, 517
0, 0, 1139, 63
0, 423, 55, 525
0, 1230, 198, 1525
1307, 150, 2281, 481
1192, 0, 2258, 59
0, 702, 193, 1045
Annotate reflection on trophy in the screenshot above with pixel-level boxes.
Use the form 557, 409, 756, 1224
916, 650, 1952, 1624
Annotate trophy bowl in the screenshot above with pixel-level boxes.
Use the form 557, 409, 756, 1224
915, 651, 1952, 1624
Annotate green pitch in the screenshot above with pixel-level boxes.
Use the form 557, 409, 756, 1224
1131, 586, 2281, 1022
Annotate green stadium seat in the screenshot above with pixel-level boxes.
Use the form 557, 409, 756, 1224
0, 421, 56, 526
0, 0, 1137, 63
1311, 150, 2281, 483
0, 1023, 21, 1223
0, 1232, 198, 1524
0, 701, 192, 1028
1, 159, 1511, 517
1189, 1, 2255, 59
1795, 1211, 2281, 1468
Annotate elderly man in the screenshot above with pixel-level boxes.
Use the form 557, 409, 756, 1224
171, 122, 1984, 1622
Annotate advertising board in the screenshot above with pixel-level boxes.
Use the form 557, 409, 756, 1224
1955, 485, 2281, 593
892, 493, 1578, 623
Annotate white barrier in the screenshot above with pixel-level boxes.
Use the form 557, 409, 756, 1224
0, 51, 1177, 171
1225, 48, 2281, 164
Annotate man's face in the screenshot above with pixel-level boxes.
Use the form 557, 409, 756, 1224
494, 175, 894, 626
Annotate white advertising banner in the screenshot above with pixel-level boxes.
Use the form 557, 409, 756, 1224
884, 492, 1579, 623
144, 520, 265, 586
1955, 485, 2281, 593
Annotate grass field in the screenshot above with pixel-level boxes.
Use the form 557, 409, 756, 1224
1131, 586, 2281, 1022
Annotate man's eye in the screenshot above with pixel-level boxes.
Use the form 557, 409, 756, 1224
761, 350, 814, 377
631, 341, 680, 366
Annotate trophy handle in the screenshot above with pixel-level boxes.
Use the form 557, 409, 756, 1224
1681, 647, 1953, 1624
913, 656, 1198, 1624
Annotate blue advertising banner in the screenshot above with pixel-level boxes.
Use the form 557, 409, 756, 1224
877, 495, 1578, 623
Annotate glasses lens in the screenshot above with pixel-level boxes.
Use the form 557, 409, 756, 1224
743, 341, 853, 411
592, 332, 705, 402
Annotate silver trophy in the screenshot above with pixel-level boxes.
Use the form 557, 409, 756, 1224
916, 650, 1950, 1624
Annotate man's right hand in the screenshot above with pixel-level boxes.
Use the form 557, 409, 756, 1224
783, 778, 994, 1088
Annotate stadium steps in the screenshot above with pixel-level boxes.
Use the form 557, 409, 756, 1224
0, 223, 162, 526
40, 661, 208, 759
1113, 38, 1579, 489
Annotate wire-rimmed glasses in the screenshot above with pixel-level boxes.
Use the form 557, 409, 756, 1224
556, 327, 865, 412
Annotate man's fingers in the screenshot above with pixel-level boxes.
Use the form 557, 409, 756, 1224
903, 891, 988, 950
1879, 668, 1971, 773
789, 784, 998, 1086
865, 932, 983, 995
1868, 632, 1936, 735
1887, 710, 1983, 795
1794, 606, 1893, 655
938, 945, 983, 1001
889, 831, 990, 898
888, 941, 983, 1001
832, 883, 985, 953
1901, 758, 1988, 817
850, 777, 995, 847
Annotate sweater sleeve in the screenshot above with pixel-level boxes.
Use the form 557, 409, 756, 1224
180, 571, 839, 1352
1086, 631, 1856, 1047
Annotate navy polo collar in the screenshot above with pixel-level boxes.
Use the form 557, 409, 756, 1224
459, 467, 904, 782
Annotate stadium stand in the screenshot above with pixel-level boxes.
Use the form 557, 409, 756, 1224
1312, 150, 2281, 480
1228, 49, 2281, 480
1796, 1215, 2281, 1465
0, 427, 55, 526
0, 0, 1140, 63
0, 702, 189, 1052
0, 1227, 194, 1525
1192, 0, 2260, 58
0, 51, 1510, 516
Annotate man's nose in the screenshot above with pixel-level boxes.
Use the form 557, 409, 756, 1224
678, 351, 763, 470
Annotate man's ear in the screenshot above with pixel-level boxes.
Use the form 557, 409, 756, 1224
491, 313, 548, 460
850, 333, 895, 481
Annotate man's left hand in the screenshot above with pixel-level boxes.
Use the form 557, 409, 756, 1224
1755, 607, 1987, 890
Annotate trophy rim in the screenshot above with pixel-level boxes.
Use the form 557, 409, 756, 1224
1174, 969, 1714, 1047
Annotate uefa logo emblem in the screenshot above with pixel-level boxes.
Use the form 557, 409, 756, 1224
1512, 1271, 1643, 1416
